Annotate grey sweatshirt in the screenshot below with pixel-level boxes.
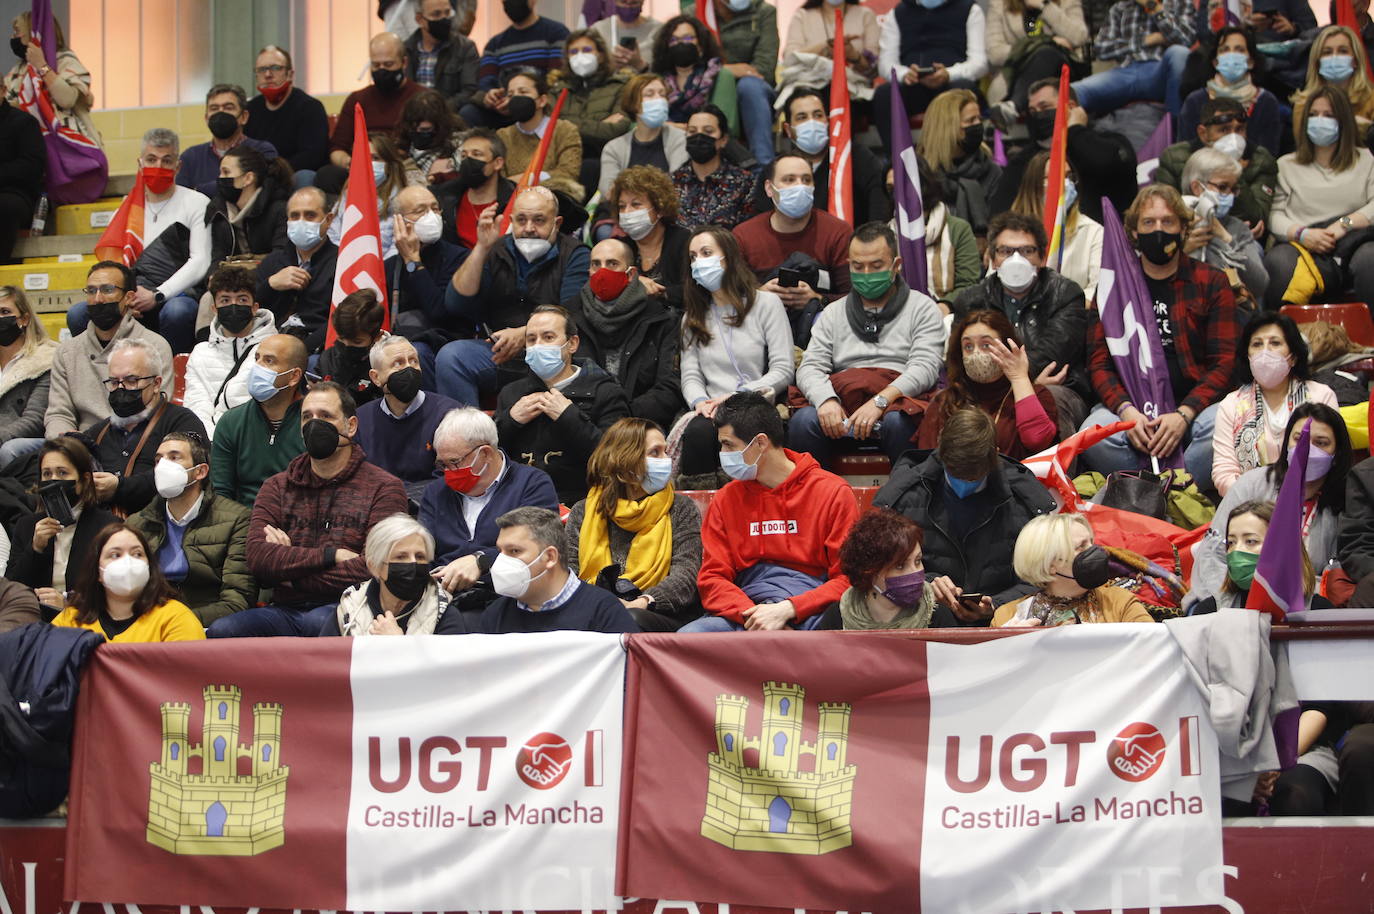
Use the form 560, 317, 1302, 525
679, 290, 794, 406
45, 315, 175, 437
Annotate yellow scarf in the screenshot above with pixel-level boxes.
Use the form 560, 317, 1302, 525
578, 486, 675, 591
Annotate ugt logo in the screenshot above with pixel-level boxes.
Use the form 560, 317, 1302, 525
1108, 722, 1169, 782
517, 732, 574, 789
147, 685, 289, 856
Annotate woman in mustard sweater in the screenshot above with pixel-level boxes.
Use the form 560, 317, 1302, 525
52, 523, 204, 643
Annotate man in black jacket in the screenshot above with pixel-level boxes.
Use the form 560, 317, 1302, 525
256, 187, 339, 353
564, 237, 680, 429
494, 305, 630, 503
403, 0, 480, 111
0, 96, 43, 263
874, 407, 1054, 625
387, 184, 468, 371
990, 78, 1137, 226
244, 46, 331, 182
952, 212, 1092, 433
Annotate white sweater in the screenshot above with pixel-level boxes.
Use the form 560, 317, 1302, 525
680, 290, 794, 405
143, 186, 212, 300
182, 309, 278, 438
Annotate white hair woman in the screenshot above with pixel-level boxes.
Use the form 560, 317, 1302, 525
331, 513, 449, 636
992, 513, 1154, 627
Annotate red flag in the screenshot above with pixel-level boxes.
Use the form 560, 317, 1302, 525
496, 88, 570, 236
695, 0, 719, 38
1334, 0, 1374, 81
1043, 65, 1070, 268
326, 110, 389, 348
92, 170, 145, 266
826, 7, 853, 222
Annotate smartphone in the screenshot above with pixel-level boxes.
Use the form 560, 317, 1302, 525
957, 592, 986, 611
38, 481, 75, 527
915, 65, 937, 76
620, 36, 638, 49
777, 267, 801, 287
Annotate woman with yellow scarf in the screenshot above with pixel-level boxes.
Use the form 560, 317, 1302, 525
565, 418, 704, 631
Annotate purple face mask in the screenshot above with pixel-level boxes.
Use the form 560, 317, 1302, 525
879, 569, 926, 609
1287, 443, 1335, 483
616, 3, 640, 21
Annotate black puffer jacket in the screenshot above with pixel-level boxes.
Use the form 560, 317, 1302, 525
952, 268, 1092, 404
874, 449, 1055, 619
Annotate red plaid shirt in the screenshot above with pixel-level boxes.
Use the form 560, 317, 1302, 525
1089, 257, 1239, 417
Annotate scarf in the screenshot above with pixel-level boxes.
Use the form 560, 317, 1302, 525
923, 203, 955, 298
578, 485, 675, 591
666, 58, 722, 114
1206, 75, 1258, 108
838, 584, 935, 630
579, 275, 649, 338
845, 275, 909, 343
1231, 380, 1308, 476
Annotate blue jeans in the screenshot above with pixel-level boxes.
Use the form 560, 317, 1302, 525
787, 406, 917, 470
680, 613, 825, 632
67, 293, 200, 354
1077, 402, 1220, 488
735, 75, 777, 166
1071, 45, 1191, 119
0, 436, 43, 469
206, 603, 338, 638
435, 337, 498, 406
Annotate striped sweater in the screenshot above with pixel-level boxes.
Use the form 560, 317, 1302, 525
476, 17, 571, 93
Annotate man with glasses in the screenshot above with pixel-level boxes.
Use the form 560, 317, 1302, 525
81, 338, 207, 516
45, 261, 174, 440
952, 212, 1092, 433
245, 45, 331, 188
1155, 96, 1277, 235
387, 185, 465, 358
403, 0, 479, 109
420, 406, 557, 598
435, 128, 514, 249
1177, 146, 1268, 299
177, 84, 279, 197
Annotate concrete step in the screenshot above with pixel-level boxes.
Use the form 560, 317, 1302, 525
105, 173, 135, 197
12, 233, 95, 259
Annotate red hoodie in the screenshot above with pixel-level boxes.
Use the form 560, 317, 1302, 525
697, 449, 859, 623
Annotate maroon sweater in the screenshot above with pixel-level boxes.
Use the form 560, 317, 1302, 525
246, 446, 407, 606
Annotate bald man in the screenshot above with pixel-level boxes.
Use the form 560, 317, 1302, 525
433, 186, 590, 406
387, 184, 467, 379
316, 32, 423, 194
256, 186, 339, 353
211, 333, 309, 506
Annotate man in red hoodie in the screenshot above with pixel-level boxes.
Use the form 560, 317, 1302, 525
682, 393, 859, 632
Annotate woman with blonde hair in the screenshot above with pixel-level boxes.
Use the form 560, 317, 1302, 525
1011, 149, 1103, 302
1292, 25, 1374, 126
917, 88, 1000, 238
993, 513, 1154, 627
565, 418, 703, 631
0, 285, 56, 466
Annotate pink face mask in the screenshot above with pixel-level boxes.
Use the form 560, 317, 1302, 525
1249, 349, 1290, 389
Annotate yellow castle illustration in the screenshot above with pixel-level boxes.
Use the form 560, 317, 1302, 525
146, 685, 289, 856
702, 682, 857, 855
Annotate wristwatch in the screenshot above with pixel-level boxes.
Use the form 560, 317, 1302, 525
872, 394, 889, 409
1341, 215, 1356, 230
154, 290, 166, 306
405, 260, 423, 273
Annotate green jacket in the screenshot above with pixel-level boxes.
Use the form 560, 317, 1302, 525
1155, 140, 1278, 228
684, 0, 779, 87
551, 69, 634, 155
210, 397, 306, 506
944, 213, 982, 304
128, 491, 255, 624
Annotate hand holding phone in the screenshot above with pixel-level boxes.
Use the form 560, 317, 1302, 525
777, 267, 801, 287
38, 481, 75, 527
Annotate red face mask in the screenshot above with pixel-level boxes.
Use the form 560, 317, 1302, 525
444, 449, 487, 494
143, 166, 175, 194
588, 266, 631, 302
259, 81, 292, 105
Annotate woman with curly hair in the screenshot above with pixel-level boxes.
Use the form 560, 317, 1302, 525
915, 309, 1058, 458
609, 165, 690, 306
652, 15, 725, 125
396, 88, 464, 185
818, 507, 956, 630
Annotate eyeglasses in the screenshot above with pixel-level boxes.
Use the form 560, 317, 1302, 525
102, 375, 156, 392
253, 64, 287, 75
436, 444, 484, 472
1204, 113, 1246, 127
1204, 180, 1238, 195
994, 245, 1040, 258
83, 284, 125, 297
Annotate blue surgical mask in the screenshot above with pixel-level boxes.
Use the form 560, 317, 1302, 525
1062, 178, 1079, 211
247, 363, 289, 402
524, 343, 567, 380
372, 161, 387, 185
719, 436, 762, 481
691, 255, 725, 292
1206, 188, 1235, 218
727, 0, 751, 10
1307, 115, 1340, 148
1215, 52, 1249, 84
639, 96, 669, 129
773, 183, 815, 219
792, 119, 828, 156
286, 218, 321, 250
944, 471, 983, 499
1319, 55, 1355, 82
917, 0, 946, 9
643, 455, 673, 493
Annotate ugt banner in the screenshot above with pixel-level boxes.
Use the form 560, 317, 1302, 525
619, 626, 1223, 913
65, 634, 626, 912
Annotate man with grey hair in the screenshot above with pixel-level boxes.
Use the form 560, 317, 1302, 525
386, 184, 465, 349
177, 83, 279, 197
82, 338, 208, 516
437, 506, 638, 634
65, 129, 212, 355
419, 406, 558, 595
1179, 146, 1267, 300
355, 336, 460, 496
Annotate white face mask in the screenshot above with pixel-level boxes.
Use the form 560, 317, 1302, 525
515, 235, 553, 262
1211, 132, 1246, 160
569, 50, 599, 78
490, 550, 550, 599
413, 210, 443, 245
154, 458, 196, 499
619, 207, 656, 240
102, 554, 150, 598
996, 252, 1037, 292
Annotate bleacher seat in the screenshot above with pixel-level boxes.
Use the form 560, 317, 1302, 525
1282, 303, 1374, 348
171, 353, 188, 406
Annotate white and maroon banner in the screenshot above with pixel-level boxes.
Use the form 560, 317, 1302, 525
64, 634, 625, 912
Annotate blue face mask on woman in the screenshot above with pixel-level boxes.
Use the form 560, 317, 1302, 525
1319, 54, 1355, 82
639, 97, 669, 129
1307, 115, 1341, 147
691, 255, 725, 292
643, 456, 674, 493
1215, 52, 1249, 84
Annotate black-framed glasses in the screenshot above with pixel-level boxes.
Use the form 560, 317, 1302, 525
1203, 113, 1246, 127
101, 375, 155, 392
994, 245, 1040, 258
253, 64, 287, 75
83, 284, 125, 297
436, 444, 485, 472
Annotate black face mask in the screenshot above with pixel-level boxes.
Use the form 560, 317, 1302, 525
426, 16, 453, 42
385, 562, 430, 602
217, 176, 241, 201
503, 0, 532, 22
207, 111, 239, 140
411, 128, 438, 150
302, 418, 345, 460
108, 387, 147, 418
1057, 545, 1113, 590
0, 315, 22, 347
685, 132, 719, 164
372, 67, 404, 94
457, 155, 489, 188
385, 366, 422, 403
960, 124, 984, 157
1136, 230, 1182, 266
46, 479, 79, 507
216, 304, 253, 334
506, 94, 537, 123
1027, 109, 1056, 144
87, 300, 123, 332
9, 37, 26, 61
667, 43, 700, 69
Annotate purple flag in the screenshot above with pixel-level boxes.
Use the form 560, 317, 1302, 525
888, 70, 929, 296
15, 0, 108, 206
992, 128, 1008, 167
1136, 112, 1172, 188
1097, 197, 1181, 467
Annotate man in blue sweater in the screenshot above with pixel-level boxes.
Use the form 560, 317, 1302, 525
355, 337, 460, 500
419, 407, 559, 596
439, 506, 638, 634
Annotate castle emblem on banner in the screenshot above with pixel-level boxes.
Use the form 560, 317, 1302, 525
702, 682, 857, 855
146, 685, 289, 856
